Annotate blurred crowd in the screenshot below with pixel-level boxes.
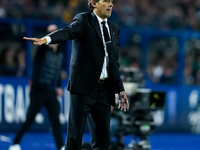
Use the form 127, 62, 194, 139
0, 44, 26, 77
118, 34, 179, 84
146, 37, 179, 84
0, 0, 200, 85
0, 0, 87, 23
1, 0, 200, 30
184, 39, 200, 85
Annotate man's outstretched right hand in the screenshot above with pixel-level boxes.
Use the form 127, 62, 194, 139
23, 37, 47, 45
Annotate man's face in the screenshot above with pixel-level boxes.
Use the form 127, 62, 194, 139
93, 0, 113, 20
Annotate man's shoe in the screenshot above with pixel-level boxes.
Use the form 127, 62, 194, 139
8, 144, 21, 150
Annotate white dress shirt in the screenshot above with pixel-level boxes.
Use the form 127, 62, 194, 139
94, 13, 110, 79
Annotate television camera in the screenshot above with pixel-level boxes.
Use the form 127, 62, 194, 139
111, 67, 166, 150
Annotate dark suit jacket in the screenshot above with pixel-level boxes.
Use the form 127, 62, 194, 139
48, 12, 124, 106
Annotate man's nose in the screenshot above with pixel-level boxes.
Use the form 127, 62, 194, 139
109, 2, 113, 7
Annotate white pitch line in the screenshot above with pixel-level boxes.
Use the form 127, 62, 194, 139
0, 135, 12, 142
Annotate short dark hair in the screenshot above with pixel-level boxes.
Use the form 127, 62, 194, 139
88, 0, 100, 12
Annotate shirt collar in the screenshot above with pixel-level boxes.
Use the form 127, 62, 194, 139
93, 13, 108, 25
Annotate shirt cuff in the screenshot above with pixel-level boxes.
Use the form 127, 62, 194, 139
43, 36, 51, 45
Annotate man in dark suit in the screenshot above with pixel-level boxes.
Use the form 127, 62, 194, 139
23, 0, 129, 150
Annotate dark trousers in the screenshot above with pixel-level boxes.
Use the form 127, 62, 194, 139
65, 81, 111, 150
13, 87, 64, 150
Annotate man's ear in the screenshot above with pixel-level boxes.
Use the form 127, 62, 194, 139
91, 0, 96, 7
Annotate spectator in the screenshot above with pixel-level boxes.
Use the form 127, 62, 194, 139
8, 24, 65, 150
0, 46, 17, 76
14, 48, 26, 77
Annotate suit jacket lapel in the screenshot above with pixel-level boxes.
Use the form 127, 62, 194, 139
90, 13, 103, 43
89, 13, 117, 56
108, 21, 113, 40
108, 21, 118, 58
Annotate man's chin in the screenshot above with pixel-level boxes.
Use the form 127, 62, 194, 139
106, 13, 112, 18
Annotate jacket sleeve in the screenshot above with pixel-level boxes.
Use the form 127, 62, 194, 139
48, 15, 85, 44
